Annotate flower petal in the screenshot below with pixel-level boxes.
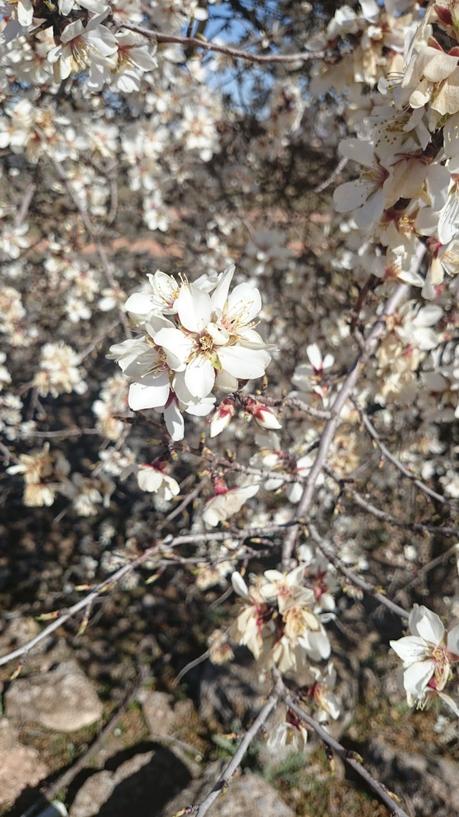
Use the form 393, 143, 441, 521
154, 327, 193, 371
184, 354, 215, 398
447, 623, 459, 656
390, 635, 429, 663
210, 264, 235, 312
176, 283, 212, 332
128, 372, 170, 410
163, 398, 184, 441
232, 570, 249, 599
225, 283, 262, 326
217, 345, 270, 380
409, 605, 444, 645
403, 660, 435, 701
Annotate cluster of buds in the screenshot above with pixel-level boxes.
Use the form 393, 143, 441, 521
209, 394, 281, 438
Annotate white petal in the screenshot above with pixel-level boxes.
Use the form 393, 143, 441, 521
299, 628, 331, 660
210, 265, 235, 312
215, 369, 238, 392
154, 327, 193, 371
176, 283, 212, 333
403, 660, 435, 699
184, 355, 215, 398
225, 283, 262, 326
338, 137, 374, 167
124, 291, 156, 315
185, 396, 215, 416
409, 604, 444, 645
447, 623, 459, 655
232, 571, 249, 599
137, 467, 162, 492
128, 372, 170, 410
438, 692, 459, 716
163, 399, 184, 441
203, 485, 259, 527
333, 179, 375, 213
217, 345, 270, 380
390, 636, 429, 663
360, 0, 379, 21
413, 304, 443, 327
354, 189, 385, 230
306, 343, 322, 370
444, 112, 459, 159
438, 192, 459, 245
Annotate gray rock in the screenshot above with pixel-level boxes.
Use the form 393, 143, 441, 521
5, 660, 103, 732
162, 768, 295, 817
70, 771, 115, 817
70, 746, 191, 817
138, 689, 196, 739
367, 736, 459, 817
0, 718, 48, 807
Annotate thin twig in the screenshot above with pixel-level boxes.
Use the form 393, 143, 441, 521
307, 524, 409, 620
50, 158, 130, 336
395, 543, 459, 594
0, 521, 298, 670
354, 403, 448, 506
192, 694, 278, 817
262, 394, 331, 420
123, 25, 326, 64
15, 183, 36, 228
325, 468, 459, 536
314, 156, 348, 193
280, 686, 410, 817
282, 279, 414, 569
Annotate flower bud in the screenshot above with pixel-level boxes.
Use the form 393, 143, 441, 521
245, 398, 282, 430
209, 398, 235, 437
213, 476, 228, 495
435, 4, 453, 26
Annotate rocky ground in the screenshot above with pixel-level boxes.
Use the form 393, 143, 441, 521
0, 608, 458, 817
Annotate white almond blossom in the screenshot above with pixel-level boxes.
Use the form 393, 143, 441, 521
48, 13, 117, 85
203, 484, 259, 527
137, 464, 180, 501
110, 266, 272, 440
390, 605, 459, 713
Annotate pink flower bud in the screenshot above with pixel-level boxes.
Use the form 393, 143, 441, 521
209, 398, 235, 438
213, 477, 228, 496
245, 398, 282, 430
435, 5, 453, 26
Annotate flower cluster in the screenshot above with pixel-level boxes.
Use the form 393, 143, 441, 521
231, 567, 331, 674
110, 266, 271, 441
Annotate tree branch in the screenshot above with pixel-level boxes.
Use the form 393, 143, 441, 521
0, 521, 300, 670
354, 402, 449, 506
122, 24, 326, 64
191, 694, 278, 817
282, 279, 414, 569
307, 523, 409, 620
279, 685, 410, 817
